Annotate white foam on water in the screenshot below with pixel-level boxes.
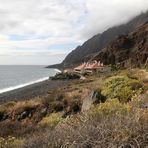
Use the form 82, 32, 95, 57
54, 69, 62, 73
0, 77, 49, 94
0, 68, 60, 94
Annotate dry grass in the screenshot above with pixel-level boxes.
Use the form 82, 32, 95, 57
24, 99, 148, 148
0, 136, 25, 148
11, 100, 40, 111
23, 69, 148, 147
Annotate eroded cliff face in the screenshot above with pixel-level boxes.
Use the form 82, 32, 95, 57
61, 11, 148, 68
47, 11, 148, 69
90, 22, 148, 68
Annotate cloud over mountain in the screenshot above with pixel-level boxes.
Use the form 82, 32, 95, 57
0, 0, 147, 65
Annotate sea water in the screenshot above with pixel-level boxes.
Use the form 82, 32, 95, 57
0, 65, 59, 94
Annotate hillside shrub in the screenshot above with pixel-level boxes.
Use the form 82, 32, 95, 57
0, 106, 7, 121
50, 72, 80, 80
0, 136, 24, 148
41, 90, 65, 107
25, 98, 148, 148
101, 76, 143, 102
49, 101, 64, 113
109, 64, 120, 71
0, 102, 16, 121
95, 99, 132, 116
39, 112, 63, 128
63, 96, 82, 117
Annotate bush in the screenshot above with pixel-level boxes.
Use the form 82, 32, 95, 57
63, 96, 82, 117
94, 99, 132, 116
101, 76, 143, 102
69, 99, 82, 113
109, 64, 120, 71
0, 102, 16, 121
38, 112, 63, 128
0, 120, 36, 137
0, 136, 24, 148
0, 106, 7, 121
49, 101, 64, 112
25, 98, 148, 148
50, 72, 80, 80
41, 91, 65, 107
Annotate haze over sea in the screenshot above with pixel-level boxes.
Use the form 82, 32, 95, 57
0, 65, 58, 94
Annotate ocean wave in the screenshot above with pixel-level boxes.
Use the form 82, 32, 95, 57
0, 77, 49, 94
54, 69, 62, 73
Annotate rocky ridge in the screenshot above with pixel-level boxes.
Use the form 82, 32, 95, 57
89, 22, 148, 68
47, 11, 148, 68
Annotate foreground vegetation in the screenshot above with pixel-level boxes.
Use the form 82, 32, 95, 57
25, 99, 148, 148
0, 68, 147, 148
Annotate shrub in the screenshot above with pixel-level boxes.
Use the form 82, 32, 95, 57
41, 91, 65, 106
0, 136, 24, 148
94, 99, 132, 116
109, 64, 120, 71
9, 101, 41, 121
0, 102, 16, 121
69, 99, 82, 113
38, 112, 63, 128
25, 98, 148, 148
63, 96, 82, 117
49, 101, 64, 112
0, 120, 36, 137
0, 106, 7, 121
11, 101, 40, 113
50, 72, 80, 80
101, 76, 143, 102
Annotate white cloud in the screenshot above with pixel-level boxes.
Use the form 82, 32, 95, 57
80, 0, 148, 38
0, 0, 86, 36
0, 0, 147, 64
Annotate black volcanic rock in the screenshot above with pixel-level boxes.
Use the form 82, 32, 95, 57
47, 11, 148, 68
50, 72, 80, 80
90, 22, 148, 68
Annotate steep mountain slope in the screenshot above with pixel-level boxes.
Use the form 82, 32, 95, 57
90, 22, 148, 68
48, 11, 148, 68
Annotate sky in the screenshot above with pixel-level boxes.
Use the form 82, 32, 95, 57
0, 0, 148, 65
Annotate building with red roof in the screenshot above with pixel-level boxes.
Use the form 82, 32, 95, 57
74, 61, 105, 74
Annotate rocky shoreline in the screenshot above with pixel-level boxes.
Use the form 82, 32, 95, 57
0, 79, 69, 103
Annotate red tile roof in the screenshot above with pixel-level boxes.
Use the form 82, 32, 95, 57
74, 61, 104, 71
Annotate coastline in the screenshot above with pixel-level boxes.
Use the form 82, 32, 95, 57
0, 68, 61, 94
0, 79, 69, 103
0, 77, 49, 94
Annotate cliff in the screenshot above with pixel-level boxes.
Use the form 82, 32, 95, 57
47, 11, 148, 68
89, 22, 148, 68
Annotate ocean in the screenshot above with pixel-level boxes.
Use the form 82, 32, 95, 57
0, 65, 59, 94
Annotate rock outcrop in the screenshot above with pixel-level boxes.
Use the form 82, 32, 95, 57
82, 90, 106, 111
90, 22, 148, 68
47, 11, 148, 68
50, 72, 81, 80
